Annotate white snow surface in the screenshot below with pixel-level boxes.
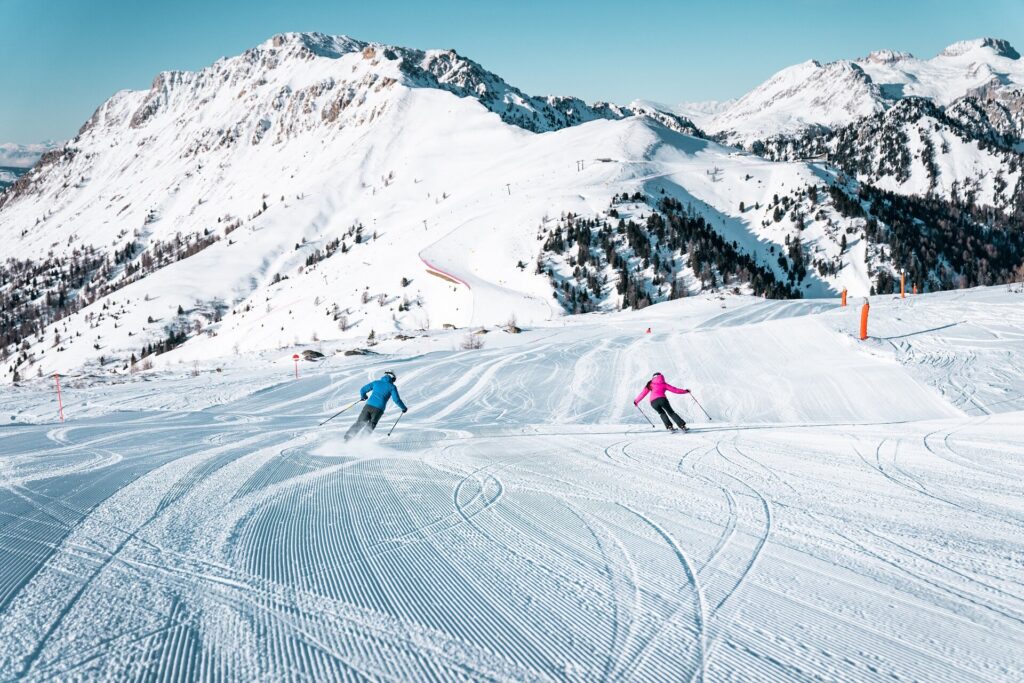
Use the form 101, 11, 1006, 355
1, 286, 1022, 681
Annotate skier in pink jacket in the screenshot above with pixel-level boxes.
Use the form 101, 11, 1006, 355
634, 372, 690, 431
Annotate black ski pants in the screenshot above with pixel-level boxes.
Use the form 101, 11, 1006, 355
651, 397, 686, 429
345, 404, 384, 440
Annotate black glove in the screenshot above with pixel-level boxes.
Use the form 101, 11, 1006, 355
360, 395, 367, 401
402, 408, 408, 413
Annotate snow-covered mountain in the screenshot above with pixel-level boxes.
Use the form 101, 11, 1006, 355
946, 87, 1024, 150
752, 97, 1024, 211
0, 143, 56, 189
0, 31, 869, 383
705, 38, 1024, 146
695, 36, 1024, 226
1, 31, 1022, 681
1, 32, 1021, 384
670, 99, 734, 128
631, 98, 731, 130
707, 59, 884, 142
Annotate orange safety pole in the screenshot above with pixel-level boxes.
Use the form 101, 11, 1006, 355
54, 373, 64, 422
900, 272, 905, 299
841, 288, 848, 307
859, 301, 870, 340
292, 354, 300, 379
913, 283, 918, 295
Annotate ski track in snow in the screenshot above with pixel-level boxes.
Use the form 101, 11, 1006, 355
1, 292, 1024, 681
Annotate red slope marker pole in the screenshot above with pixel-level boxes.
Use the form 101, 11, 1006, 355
55, 373, 64, 422
293, 353, 300, 379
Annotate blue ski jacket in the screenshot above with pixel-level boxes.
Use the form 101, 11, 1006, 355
360, 375, 407, 412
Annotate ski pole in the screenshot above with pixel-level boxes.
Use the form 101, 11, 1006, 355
319, 398, 364, 426
635, 403, 656, 429
386, 411, 405, 437
690, 393, 712, 421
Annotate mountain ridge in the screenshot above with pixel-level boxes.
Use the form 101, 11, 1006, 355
1, 31, 1022, 383
703, 36, 1024, 146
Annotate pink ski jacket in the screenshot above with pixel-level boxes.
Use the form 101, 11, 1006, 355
635, 375, 689, 404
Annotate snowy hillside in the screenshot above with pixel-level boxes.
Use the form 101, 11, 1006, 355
0, 32, 887, 385
2, 32, 1023, 386
707, 59, 885, 142
660, 99, 734, 129
700, 37, 1024, 217
1, 286, 1022, 680
631, 99, 730, 131
753, 98, 1024, 210
686, 37, 1024, 289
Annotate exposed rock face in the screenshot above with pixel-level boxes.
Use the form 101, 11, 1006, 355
862, 49, 914, 64
940, 38, 1019, 60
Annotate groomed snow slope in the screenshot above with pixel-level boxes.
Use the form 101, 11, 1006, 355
1, 287, 1022, 681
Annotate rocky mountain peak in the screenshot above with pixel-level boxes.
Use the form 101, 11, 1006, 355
939, 38, 1019, 60
862, 49, 914, 64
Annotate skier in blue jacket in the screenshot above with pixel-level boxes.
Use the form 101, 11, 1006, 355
344, 370, 407, 441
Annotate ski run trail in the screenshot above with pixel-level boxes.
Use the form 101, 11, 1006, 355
1, 286, 1023, 682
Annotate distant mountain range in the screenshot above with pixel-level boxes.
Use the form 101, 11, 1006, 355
0, 143, 56, 190
701, 38, 1024, 144
1, 33, 1022, 382
0, 142, 57, 168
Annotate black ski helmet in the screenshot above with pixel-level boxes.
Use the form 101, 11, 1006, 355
652, 372, 663, 379
384, 370, 397, 382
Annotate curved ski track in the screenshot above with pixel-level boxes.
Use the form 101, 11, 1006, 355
0, 322, 1022, 681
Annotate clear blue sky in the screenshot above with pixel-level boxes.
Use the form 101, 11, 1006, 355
2, 0, 1023, 142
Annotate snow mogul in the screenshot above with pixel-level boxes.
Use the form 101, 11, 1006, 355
634, 372, 690, 432
345, 370, 408, 441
